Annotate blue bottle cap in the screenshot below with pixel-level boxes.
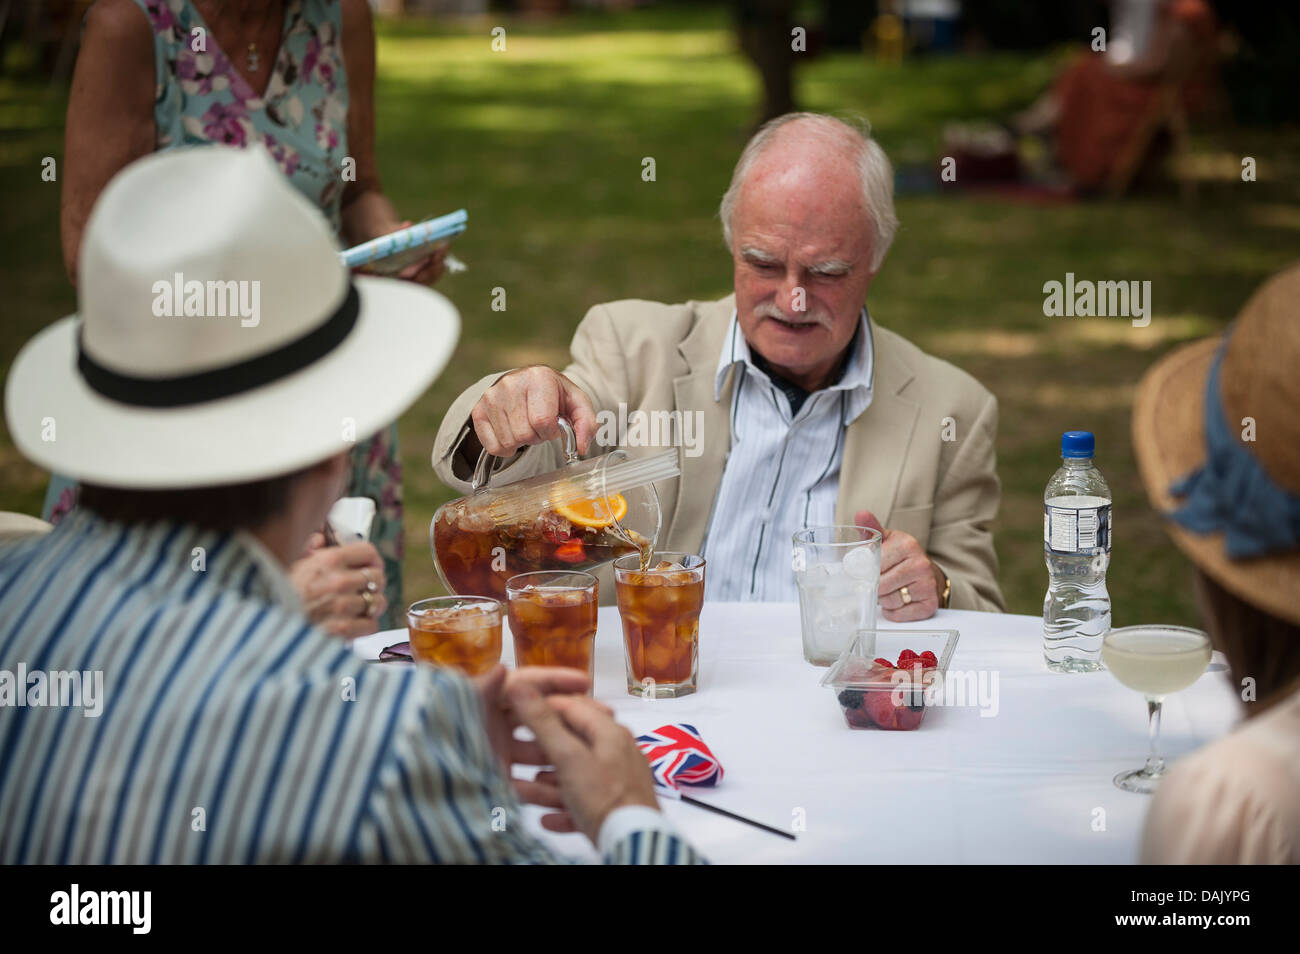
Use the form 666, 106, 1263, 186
1061, 430, 1094, 458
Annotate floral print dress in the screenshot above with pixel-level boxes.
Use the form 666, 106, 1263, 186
45, 0, 406, 628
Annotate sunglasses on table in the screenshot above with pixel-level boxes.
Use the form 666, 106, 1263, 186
375, 641, 412, 663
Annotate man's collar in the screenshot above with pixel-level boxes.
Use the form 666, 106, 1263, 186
714, 306, 875, 422
62, 509, 303, 611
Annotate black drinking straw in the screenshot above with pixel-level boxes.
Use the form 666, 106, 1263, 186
661, 788, 796, 841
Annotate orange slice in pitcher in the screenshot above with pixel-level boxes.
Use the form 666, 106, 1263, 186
554, 493, 628, 529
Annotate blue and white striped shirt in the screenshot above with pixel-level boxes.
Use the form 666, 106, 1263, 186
702, 310, 875, 601
0, 511, 701, 865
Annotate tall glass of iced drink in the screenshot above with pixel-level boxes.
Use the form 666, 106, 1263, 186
614, 552, 705, 698
505, 570, 600, 680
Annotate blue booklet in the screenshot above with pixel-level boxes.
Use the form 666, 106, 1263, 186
339, 210, 467, 275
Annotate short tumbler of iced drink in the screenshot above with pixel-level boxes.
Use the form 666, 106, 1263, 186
792, 526, 882, 665
406, 596, 503, 676
505, 571, 600, 678
614, 552, 705, 698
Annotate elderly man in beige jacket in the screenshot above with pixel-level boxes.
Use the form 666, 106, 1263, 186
434, 113, 1004, 618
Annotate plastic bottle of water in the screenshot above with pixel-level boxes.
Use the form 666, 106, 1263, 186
1042, 431, 1112, 672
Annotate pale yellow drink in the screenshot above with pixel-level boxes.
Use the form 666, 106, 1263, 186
1101, 628, 1211, 697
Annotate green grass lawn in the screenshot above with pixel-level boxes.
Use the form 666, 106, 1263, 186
4, 4, 1299, 626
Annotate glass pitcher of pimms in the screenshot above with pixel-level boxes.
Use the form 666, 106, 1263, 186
431, 419, 679, 601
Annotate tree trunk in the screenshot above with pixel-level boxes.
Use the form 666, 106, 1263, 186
735, 0, 797, 126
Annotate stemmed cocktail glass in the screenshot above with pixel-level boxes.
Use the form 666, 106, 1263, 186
1101, 624, 1212, 794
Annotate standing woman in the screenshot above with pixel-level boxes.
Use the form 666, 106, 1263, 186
55, 0, 440, 631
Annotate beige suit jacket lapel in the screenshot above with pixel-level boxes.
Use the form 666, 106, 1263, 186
834, 324, 920, 526
666, 295, 735, 554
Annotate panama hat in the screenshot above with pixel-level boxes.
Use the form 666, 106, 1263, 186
5, 145, 459, 488
1132, 262, 1300, 626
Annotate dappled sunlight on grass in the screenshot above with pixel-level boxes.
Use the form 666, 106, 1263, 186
424, 101, 584, 134
1246, 203, 1300, 231
933, 315, 1218, 358
1024, 381, 1137, 413
929, 329, 1042, 358
1066, 314, 1219, 347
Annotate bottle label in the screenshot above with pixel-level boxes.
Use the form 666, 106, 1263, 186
1044, 503, 1111, 554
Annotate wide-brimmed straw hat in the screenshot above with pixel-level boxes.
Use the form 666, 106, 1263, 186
5, 145, 459, 488
1132, 262, 1300, 626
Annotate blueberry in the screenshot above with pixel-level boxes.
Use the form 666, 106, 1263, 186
838, 689, 864, 709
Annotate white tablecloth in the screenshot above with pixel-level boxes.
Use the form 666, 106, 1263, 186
353, 604, 1240, 864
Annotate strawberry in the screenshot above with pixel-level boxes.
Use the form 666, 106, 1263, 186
840, 657, 935, 730
863, 666, 931, 730
840, 661, 890, 728
892, 704, 927, 731
860, 688, 899, 728
920, 650, 938, 667
843, 706, 875, 729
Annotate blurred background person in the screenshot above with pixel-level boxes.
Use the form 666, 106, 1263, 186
1133, 263, 1300, 864
1011, 0, 1220, 194
49, 0, 446, 631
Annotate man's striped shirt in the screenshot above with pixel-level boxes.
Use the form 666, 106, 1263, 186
0, 511, 701, 865
702, 309, 875, 601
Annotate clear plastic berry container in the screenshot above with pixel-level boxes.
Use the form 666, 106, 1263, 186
820, 630, 960, 730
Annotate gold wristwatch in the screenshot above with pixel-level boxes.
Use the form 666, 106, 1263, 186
939, 569, 951, 608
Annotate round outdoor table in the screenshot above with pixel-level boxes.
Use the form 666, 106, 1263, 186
353, 603, 1239, 864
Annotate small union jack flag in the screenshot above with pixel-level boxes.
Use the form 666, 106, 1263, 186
634, 723, 724, 789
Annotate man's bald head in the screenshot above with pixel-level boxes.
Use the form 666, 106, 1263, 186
720, 113, 898, 273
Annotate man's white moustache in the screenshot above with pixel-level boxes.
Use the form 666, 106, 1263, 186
756, 304, 830, 327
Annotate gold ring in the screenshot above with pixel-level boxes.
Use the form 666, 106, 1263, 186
360, 588, 376, 618
360, 568, 378, 593
900, 585, 912, 606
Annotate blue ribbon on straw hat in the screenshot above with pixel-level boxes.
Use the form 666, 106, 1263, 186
1167, 338, 1300, 558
